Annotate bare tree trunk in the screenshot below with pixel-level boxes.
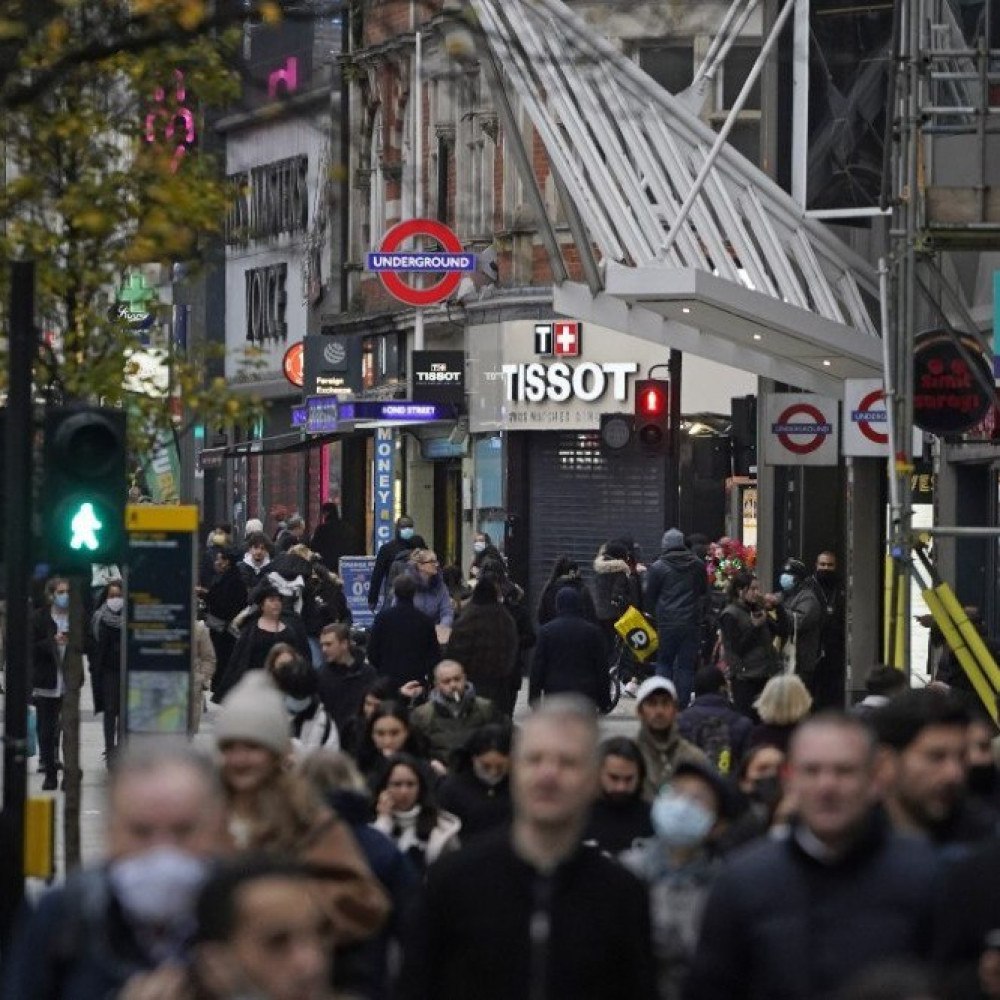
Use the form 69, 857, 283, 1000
61, 581, 84, 872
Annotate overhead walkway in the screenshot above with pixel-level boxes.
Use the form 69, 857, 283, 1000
470, 0, 883, 395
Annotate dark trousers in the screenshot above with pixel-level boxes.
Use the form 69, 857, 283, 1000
34, 696, 62, 775
654, 626, 701, 709
102, 668, 121, 758
209, 630, 236, 695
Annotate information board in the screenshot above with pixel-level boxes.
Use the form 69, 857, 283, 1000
339, 555, 376, 627
123, 505, 197, 736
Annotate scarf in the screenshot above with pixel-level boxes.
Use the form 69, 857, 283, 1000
99, 603, 123, 631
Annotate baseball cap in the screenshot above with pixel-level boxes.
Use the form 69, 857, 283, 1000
636, 676, 678, 705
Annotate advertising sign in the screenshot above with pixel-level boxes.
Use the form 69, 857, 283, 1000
339, 556, 377, 627
763, 393, 839, 466
305, 396, 339, 434
913, 329, 995, 435
123, 505, 197, 736
373, 428, 396, 551
412, 350, 465, 405
304, 333, 362, 396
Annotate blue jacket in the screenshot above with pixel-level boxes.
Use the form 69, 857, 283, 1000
397, 565, 454, 627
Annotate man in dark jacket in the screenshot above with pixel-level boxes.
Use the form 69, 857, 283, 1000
317, 622, 378, 734
399, 697, 658, 1000
583, 736, 654, 856
687, 713, 938, 1000
776, 557, 823, 692
644, 528, 706, 709
410, 659, 498, 762
529, 586, 611, 712
367, 515, 426, 611
310, 501, 346, 574
678, 664, 753, 774
806, 551, 846, 709
366, 575, 441, 697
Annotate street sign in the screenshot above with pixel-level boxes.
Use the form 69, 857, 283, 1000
366, 218, 476, 306
843, 379, 888, 456
763, 393, 838, 466
913, 329, 995, 435
339, 555, 376, 627
123, 504, 197, 736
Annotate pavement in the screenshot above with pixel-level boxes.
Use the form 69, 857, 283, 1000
11, 673, 640, 885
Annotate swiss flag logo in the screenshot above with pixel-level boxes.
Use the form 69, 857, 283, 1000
553, 321, 580, 356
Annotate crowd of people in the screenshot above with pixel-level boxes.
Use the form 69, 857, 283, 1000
9, 512, 1000, 999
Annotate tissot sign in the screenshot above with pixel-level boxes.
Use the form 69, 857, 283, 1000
412, 350, 465, 406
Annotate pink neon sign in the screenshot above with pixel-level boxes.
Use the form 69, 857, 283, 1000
144, 70, 196, 173
268, 57, 299, 99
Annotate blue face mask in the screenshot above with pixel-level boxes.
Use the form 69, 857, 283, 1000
284, 694, 312, 715
650, 790, 715, 848
779, 573, 796, 592
53, 592, 70, 610
399, 527, 415, 541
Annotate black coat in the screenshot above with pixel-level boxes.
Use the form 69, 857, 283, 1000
678, 693, 754, 768
204, 565, 248, 625
686, 813, 938, 1000
537, 575, 598, 628
317, 651, 377, 734
644, 549, 707, 630
213, 614, 310, 702
436, 771, 512, 841
93, 618, 123, 678
310, 517, 345, 574
399, 831, 658, 1000
583, 796, 653, 856
368, 534, 426, 608
31, 609, 62, 691
367, 600, 441, 693
529, 610, 610, 711
446, 602, 519, 706
718, 601, 781, 681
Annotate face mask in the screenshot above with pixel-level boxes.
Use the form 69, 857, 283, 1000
53, 592, 69, 610
473, 541, 486, 554
604, 790, 637, 806
473, 760, 507, 787
650, 791, 715, 848
106, 597, 124, 613
779, 573, 796, 592
399, 527, 415, 541
284, 694, 312, 715
815, 570, 837, 584
750, 775, 783, 808
109, 846, 208, 929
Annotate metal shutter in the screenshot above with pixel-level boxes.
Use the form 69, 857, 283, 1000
527, 432, 665, 611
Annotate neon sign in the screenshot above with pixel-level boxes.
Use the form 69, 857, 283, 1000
144, 70, 196, 174
268, 57, 299, 99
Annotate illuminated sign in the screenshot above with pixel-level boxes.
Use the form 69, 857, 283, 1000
338, 401, 455, 422
144, 70, 196, 174
268, 56, 299, 98
305, 396, 339, 434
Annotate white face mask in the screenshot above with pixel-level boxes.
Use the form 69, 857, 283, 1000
105, 597, 124, 613
108, 845, 208, 929
284, 694, 313, 714
473, 541, 486, 554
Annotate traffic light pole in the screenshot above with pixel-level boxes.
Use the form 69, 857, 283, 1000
665, 349, 682, 529
1, 261, 37, 950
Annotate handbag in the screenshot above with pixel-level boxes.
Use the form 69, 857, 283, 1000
613, 605, 659, 662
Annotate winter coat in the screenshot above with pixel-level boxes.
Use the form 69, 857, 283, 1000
686, 812, 938, 1000
213, 613, 310, 702
644, 548, 707, 631
372, 807, 462, 871
398, 565, 454, 627
368, 533, 427, 607
593, 554, 641, 624
781, 583, 823, 679
310, 517, 345, 573
436, 771, 512, 841
398, 831, 658, 1000
30, 609, 62, 692
678, 693, 753, 771
237, 553, 271, 590
290, 699, 340, 754
529, 589, 611, 711
446, 602, 519, 708
204, 564, 248, 627
718, 601, 780, 681
583, 795, 654, 857
409, 687, 499, 761
537, 574, 598, 628
93, 616, 122, 679
367, 600, 441, 694
300, 568, 351, 637
637, 724, 709, 803
317, 650, 377, 734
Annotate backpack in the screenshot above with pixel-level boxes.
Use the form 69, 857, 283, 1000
691, 714, 734, 775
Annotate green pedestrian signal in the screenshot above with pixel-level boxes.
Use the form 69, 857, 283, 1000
43, 407, 126, 570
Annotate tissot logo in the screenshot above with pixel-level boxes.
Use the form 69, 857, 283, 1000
534, 321, 581, 357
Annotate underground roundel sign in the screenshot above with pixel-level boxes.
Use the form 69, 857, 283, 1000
366, 219, 476, 307
764, 393, 839, 466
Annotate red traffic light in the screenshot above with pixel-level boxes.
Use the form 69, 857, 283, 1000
638, 382, 667, 417
634, 379, 669, 454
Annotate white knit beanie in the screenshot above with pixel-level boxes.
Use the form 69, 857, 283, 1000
245, 519, 264, 536
214, 671, 291, 756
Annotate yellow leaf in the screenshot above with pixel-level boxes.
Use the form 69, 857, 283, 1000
46, 17, 69, 51
176, 0, 206, 32
259, 2, 281, 25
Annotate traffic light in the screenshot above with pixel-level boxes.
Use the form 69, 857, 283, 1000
42, 407, 126, 569
635, 379, 669, 454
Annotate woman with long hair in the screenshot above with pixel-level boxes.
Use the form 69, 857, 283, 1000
213, 670, 389, 946
436, 724, 514, 840
372, 753, 461, 870
355, 701, 433, 789
536, 555, 598, 628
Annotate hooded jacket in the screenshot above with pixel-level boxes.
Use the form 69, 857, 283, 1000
592, 550, 640, 623
644, 532, 707, 631
529, 588, 611, 711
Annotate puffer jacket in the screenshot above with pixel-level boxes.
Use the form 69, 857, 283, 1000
593, 552, 640, 623
644, 549, 707, 631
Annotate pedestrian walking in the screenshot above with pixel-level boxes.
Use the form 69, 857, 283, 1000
316, 622, 378, 737
536, 555, 598, 627
355, 701, 435, 789
749, 673, 813, 753
202, 544, 248, 693
397, 549, 453, 629
92, 579, 125, 766
192, 616, 216, 732
32, 576, 71, 790
368, 515, 426, 611
399, 696, 658, 1000
436, 724, 514, 842
274, 513, 306, 553
644, 528, 707, 709
367, 574, 441, 697
263, 644, 339, 754
237, 531, 273, 589
806, 551, 847, 709
309, 501, 346, 574
583, 736, 654, 856
678, 664, 753, 773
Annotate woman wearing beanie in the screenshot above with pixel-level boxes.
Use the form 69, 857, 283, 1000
214, 671, 390, 946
